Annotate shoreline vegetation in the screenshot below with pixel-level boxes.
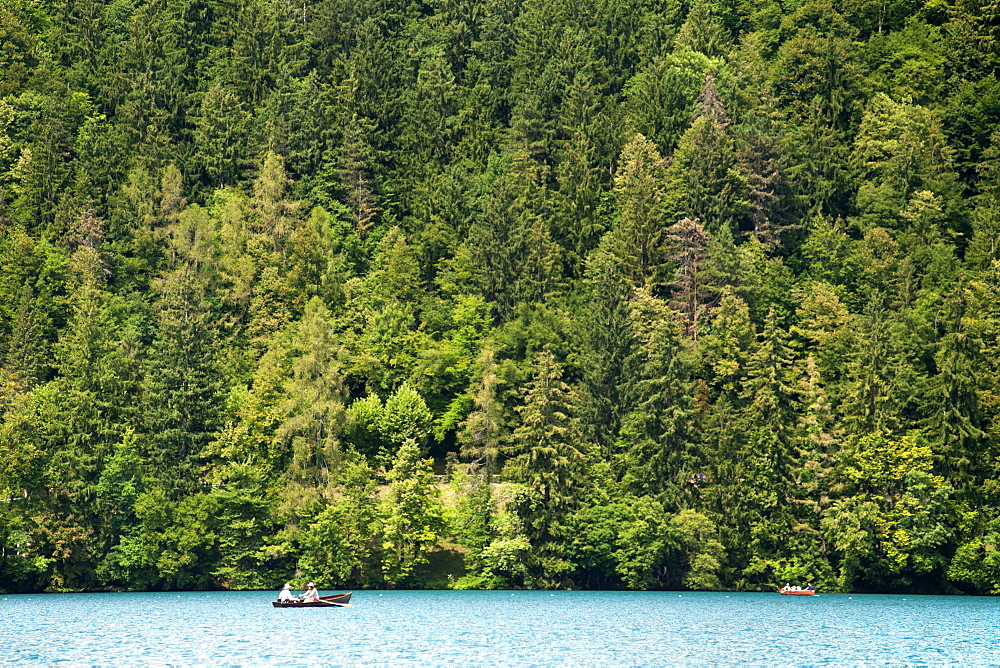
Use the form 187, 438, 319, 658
1, 0, 1000, 596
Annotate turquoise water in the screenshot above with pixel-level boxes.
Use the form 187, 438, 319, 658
2, 590, 997, 665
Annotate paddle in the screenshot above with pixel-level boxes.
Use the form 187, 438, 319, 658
317, 599, 351, 607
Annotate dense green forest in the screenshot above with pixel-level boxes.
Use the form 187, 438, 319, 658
1, 0, 999, 595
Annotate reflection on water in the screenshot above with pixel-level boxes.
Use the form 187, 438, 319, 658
2, 590, 998, 664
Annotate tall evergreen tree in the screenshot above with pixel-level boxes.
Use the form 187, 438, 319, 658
666, 73, 749, 237
921, 281, 986, 492
141, 265, 227, 494
381, 438, 444, 586
460, 349, 504, 474
612, 133, 668, 287
664, 217, 710, 339
504, 346, 587, 584
576, 238, 639, 456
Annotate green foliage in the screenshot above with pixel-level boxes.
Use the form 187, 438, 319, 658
381, 439, 444, 586
505, 346, 587, 585
671, 509, 726, 590
382, 386, 434, 449
822, 431, 956, 591
948, 502, 1000, 594
612, 134, 669, 286
2, 0, 1000, 596
624, 50, 722, 156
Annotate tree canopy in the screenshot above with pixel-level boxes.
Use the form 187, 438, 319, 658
1, 0, 1000, 595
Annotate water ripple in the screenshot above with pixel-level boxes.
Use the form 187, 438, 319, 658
1, 590, 998, 665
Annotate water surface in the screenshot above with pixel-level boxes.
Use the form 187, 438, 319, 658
2, 590, 997, 664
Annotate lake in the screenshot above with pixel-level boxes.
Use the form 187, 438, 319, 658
2, 590, 998, 665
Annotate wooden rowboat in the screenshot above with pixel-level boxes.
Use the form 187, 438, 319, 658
272, 592, 353, 608
779, 589, 815, 596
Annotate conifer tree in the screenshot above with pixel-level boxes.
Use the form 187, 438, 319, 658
505, 346, 587, 584
335, 109, 380, 240
741, 132, 793, 252
141, 265, 227, 494
277, 298, 349, 487
191, 82, 251, 188
552, 67, 617, 276
674, 0, 732, 57
576, 238, 639, 456
3, 284, 46, 389
841, 294, 910, 436
469, 151, 562, 321
666, 73, 749, 237
460, 349, 504, 474
35, 218, 146, 589
381, 438, 444, 586
741, 307, 801, 503
664, 217, 709, 340
700, 287, 756, 404
921, 281, 986, 492
624, 51, 719, 157
616, 288, 696, 500
613, 133, 668, 287
966, 131, 1000, 270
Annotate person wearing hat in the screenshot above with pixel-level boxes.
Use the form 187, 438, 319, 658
300, 582, 320, 603
277, 583, 299, 603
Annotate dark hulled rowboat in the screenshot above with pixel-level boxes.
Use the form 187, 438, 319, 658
272, 592, 353, 608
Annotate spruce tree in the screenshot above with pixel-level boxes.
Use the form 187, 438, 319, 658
505, 346, 587, 584
921, 281, 986, 492
576, 237, 639, 457
141, 265, 226, 495
381, 438, 444, 586
612, 133, 668, 287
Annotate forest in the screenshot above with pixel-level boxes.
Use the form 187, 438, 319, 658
1, 0, 999, 595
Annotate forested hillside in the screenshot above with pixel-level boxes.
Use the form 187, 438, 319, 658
1, 0, 999, 594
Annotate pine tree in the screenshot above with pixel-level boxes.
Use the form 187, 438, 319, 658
741, 307, 802, 504
191, 81, 251, 188
335, 109, 380, 240
460, 349, 504, 473
3, 283, 47, 389
674, 0, 732, 57
700, 287, 756, 404
842, 294, 910, 436
469, 151, 563, 321
852, 93, 961, 234
552, 66, 617, 277
616, 288, 696, 501
966, 130, 1000, 271
277, 298, 349, 487
666, 73, 750, 237
741, 132, 793, 252
623, 50, 718, 157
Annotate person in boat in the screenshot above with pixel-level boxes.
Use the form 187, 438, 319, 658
782, 583, 791, 591
300, 582, 321, 602
805, 583, 814, 591
278, 583, 299, 603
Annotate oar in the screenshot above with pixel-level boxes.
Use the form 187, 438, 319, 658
318, 599, 351, 607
